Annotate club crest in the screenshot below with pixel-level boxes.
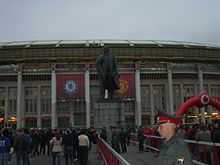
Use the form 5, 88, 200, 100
64, 80, 76, 94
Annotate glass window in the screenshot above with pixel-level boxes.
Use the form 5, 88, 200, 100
42, 118, 51, 128
0, 87, 5, 99
183, 84, 196, 115
24, 87, 38, 114
183, 85, 195, 101
210, 85, 220, 99
57, 102, 70, 113
125, 115, 135, 127
73, 101, 85, 113
41, 86, 51, 97
25, 118, 37, 128
40, 86, 51, 114
41, 99, 51, 114
58, 117, 70, 128
141, 86, 150, 112
74, 113, 86, 126
153, 85, 166, 112
8, 88, 16, 98
123, 101, 135, 113
90, 86, 100, 113
90, 86, 99, 101
196, 84, 208, 93
8, 88, 17, 114
0, 88, 5, 116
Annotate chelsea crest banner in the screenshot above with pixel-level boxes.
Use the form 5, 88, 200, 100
56, 74, 84, 99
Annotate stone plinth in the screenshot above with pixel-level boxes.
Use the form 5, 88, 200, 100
94, 99, 125, 142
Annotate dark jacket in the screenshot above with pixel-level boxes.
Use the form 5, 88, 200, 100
212, 128, 220, 143
157, 134, 192, 165
63, 133, 75, 148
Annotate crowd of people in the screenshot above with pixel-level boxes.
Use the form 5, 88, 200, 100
0, 127, 95, 165
178, 123, 220, 164
0, 121, 219, 165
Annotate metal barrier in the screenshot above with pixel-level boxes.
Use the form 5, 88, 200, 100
97, 136, 131, 165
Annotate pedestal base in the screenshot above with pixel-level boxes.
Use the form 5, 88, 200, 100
94, 99, 124, 142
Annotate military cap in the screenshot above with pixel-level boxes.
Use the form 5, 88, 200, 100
157, 111, 181, 125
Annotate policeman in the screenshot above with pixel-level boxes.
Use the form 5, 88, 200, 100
157, 112, 192, 165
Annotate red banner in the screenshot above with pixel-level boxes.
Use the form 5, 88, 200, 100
56, 74, 84, 99
115, 73, 134, 98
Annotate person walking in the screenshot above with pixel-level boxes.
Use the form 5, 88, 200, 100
137, 126, 144, 152
78, 130, 90, 165
119, 128, 127, 153
195, 125, 212, 164
50, 132, 63, 165
111, 127, 121, 154
156, 111, 192, 165
63, 129, 75, 165
100, 127, 107, 142
0, 129, 11, 165
13, 129, 25, 165
23, 129, 32, 165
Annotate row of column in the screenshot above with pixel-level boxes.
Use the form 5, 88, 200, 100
16, 64, 204, 128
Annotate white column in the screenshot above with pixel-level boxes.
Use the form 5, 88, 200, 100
16, 71, 22, 129
135, 63, 142, 127
37, 85, 41, 128
4, 87, 8, 127
198, 65, 205, 124
51, 70, 57, 128
150, 84, 155, 125
168, 64, 174, 114
70, 111, 74, 127
85, 65, 90, 128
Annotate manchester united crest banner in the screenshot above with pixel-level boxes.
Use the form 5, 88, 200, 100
115, 73, 134, 98
56, 74, 84, 99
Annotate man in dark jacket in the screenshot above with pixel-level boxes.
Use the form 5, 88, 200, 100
119, 128, 127, 153
111, 127, 121, 153
212, 123, 220, 164
100, 127, 107, 142
14, 129, 32, 165
0, 129, 11, 165
63, 129, 76, 165
137, 126, 144, 152
156, 112, 192, 165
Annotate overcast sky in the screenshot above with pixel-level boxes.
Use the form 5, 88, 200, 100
0, 0, 220, 44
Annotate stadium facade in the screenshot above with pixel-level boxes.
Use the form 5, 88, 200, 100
0, 40, 220, 129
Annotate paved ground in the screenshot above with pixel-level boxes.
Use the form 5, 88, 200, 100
9, 144, 103, 165
8, 144, 159, 165
122, 145, 158, 165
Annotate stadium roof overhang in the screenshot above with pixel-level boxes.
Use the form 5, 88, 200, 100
0, 39, 220, 49
0, 40, 220, 65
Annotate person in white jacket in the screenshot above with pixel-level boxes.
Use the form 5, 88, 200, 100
50, 132, 63, 165
78, 130, 90, 165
